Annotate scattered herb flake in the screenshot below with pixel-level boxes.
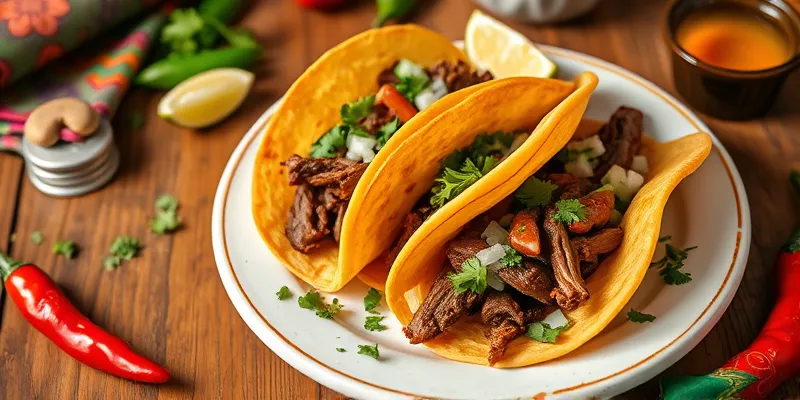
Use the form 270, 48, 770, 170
104, 255, 122, 270
150, 195, 182, 235
658, 235, 672, 243
30, 231, 43, 245
336, 348, 346, 353
298, 289, 343, 319
650, 237, 696, 285
364, 315, 388, 332
516, 177, 558, 208
110, 236, 142, 260
364, 288, 381, 314
448, 257, 487, 295
53, 240, 77, 259
499, 247, 523, 268
357, 344, 380, 360
526, 321, 569, 343
627, 309, 656, 323
276, 286, 291, 300
156, 195, 179, 212
551, 199, 586, 224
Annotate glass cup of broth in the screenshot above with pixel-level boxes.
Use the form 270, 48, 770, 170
664, 0, 800, 120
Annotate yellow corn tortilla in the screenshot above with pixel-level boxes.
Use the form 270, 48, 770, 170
385, 128, 713, 367
252, 25, 479, 292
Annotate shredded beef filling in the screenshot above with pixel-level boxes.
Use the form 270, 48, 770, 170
544, 205, 589, 311
593, 106, 644, 179
283, 155, 368, 252
573, 228, 624, 263
429, 60, 493, 92
362, 104, 397, 134
385, 208, 426, 269
481, 291, 526, 365
498, 261, 555, 305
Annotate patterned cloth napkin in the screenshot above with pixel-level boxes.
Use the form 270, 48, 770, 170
0, 0, 166, 153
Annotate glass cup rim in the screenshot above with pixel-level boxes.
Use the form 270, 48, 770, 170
663, 0, 800, 78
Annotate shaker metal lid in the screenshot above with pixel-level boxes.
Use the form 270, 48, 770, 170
26, 147, 120, 197
30, 148, 119, 188
22, 118, 114, 172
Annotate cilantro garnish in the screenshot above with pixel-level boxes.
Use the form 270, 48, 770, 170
364, 288, 381, 314
357, 344, 380, 360
557, 147, 593, 163
336, 348, 346, 353
442, 132, 516, 171
627, 308, 656, 323
658, 235, 672, 243
650, 237, 696, 285
310, 125, 348, 158
516, 177, 557, 208
499, 247, 523, 268
430, 159, 484, 209
53, 240, 77, 259
551, 199, 586, 224
448, 258, 487, 295
276, 286, 291, 300
104, 236, 142, 270
526, 321, 569, 343
364, 315, 388, 332
31, 231, 43, 245
393, 75, 430, 103
376, 117, 400, 147
341, 95, 376, 126
160, 8, 259, 56
150, 194, 182, 235
298, 289, 343, 319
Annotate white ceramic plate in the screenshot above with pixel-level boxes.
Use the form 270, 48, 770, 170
212, 45, 750, 399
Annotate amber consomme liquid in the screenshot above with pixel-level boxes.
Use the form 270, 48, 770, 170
676, 4, 793, 71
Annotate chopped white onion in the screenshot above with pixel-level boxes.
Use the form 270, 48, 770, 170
601, 165, 645, 202
476, 243, 506, 266
481, 221, 510, 246
542, 308, 570, 329
345, 134, 378, 163
567, 134, 606, 158
564, 153, 594, 178
630, 154, 649, 175
394, 59, 428, 80
486, 262, 505, 291
502, 133, 530, 158
414, 78, 447, 110
498, 214, 515, 229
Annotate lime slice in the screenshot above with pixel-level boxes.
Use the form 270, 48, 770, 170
465, 10, 558, 79
157, 68, 255, 128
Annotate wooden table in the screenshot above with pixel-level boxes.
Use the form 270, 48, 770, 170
1, 0, 799, 398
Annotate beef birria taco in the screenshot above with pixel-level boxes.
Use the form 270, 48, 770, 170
252, 24, 589, 292
384, 106, 712, 367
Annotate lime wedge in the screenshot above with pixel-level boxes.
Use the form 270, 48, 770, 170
465, 10, 558, 79
157, 68, 254, 128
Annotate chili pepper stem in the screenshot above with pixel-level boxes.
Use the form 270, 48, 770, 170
0, 251, 23, 281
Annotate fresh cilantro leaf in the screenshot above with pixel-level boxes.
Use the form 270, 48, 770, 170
127, 113, 144, 131
53, 240, 77, 259
201, 15, 259, 49
430, 158, 484, 209
551, 199, 586, 224
376, 117, 400, 147
357, 344, 380, 360
110, 236, 142, 260
499, 247, 523, 268
448, 257, 487, 295
516, 177, 558, 208
364, 315, 388, 332
658, 235, 672, 243
393, 75, 430, 103
310, 125, 348, 158
104, 255, 122, 270
477, 154, 498, 175
299, 289, 343, 319
347, 126, 373, 138
336, 348, 346, 353
156, 195, 179, 212
298, 289, 324, 311
317, 298, 344, 319
526, 321, 569, 343
161, 9, 209, 55
557, 147, 593, 163
277, 286, 291, 300
31, 231, 43, 245
364, 288, 381, 314
341, 95, 376, 126
627, 309, 656, 323
650, 239, 696, 285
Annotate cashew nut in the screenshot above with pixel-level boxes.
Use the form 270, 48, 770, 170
24, 97, 101, 147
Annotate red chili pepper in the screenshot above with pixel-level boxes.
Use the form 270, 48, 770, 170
661, 171, 800, 399
376, 84, 418, 123
0, 252, 170, 383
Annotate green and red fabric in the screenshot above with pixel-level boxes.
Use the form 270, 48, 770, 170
0, 2, 166, 153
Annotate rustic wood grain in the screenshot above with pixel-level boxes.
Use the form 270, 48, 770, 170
0, 0, 798, 398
